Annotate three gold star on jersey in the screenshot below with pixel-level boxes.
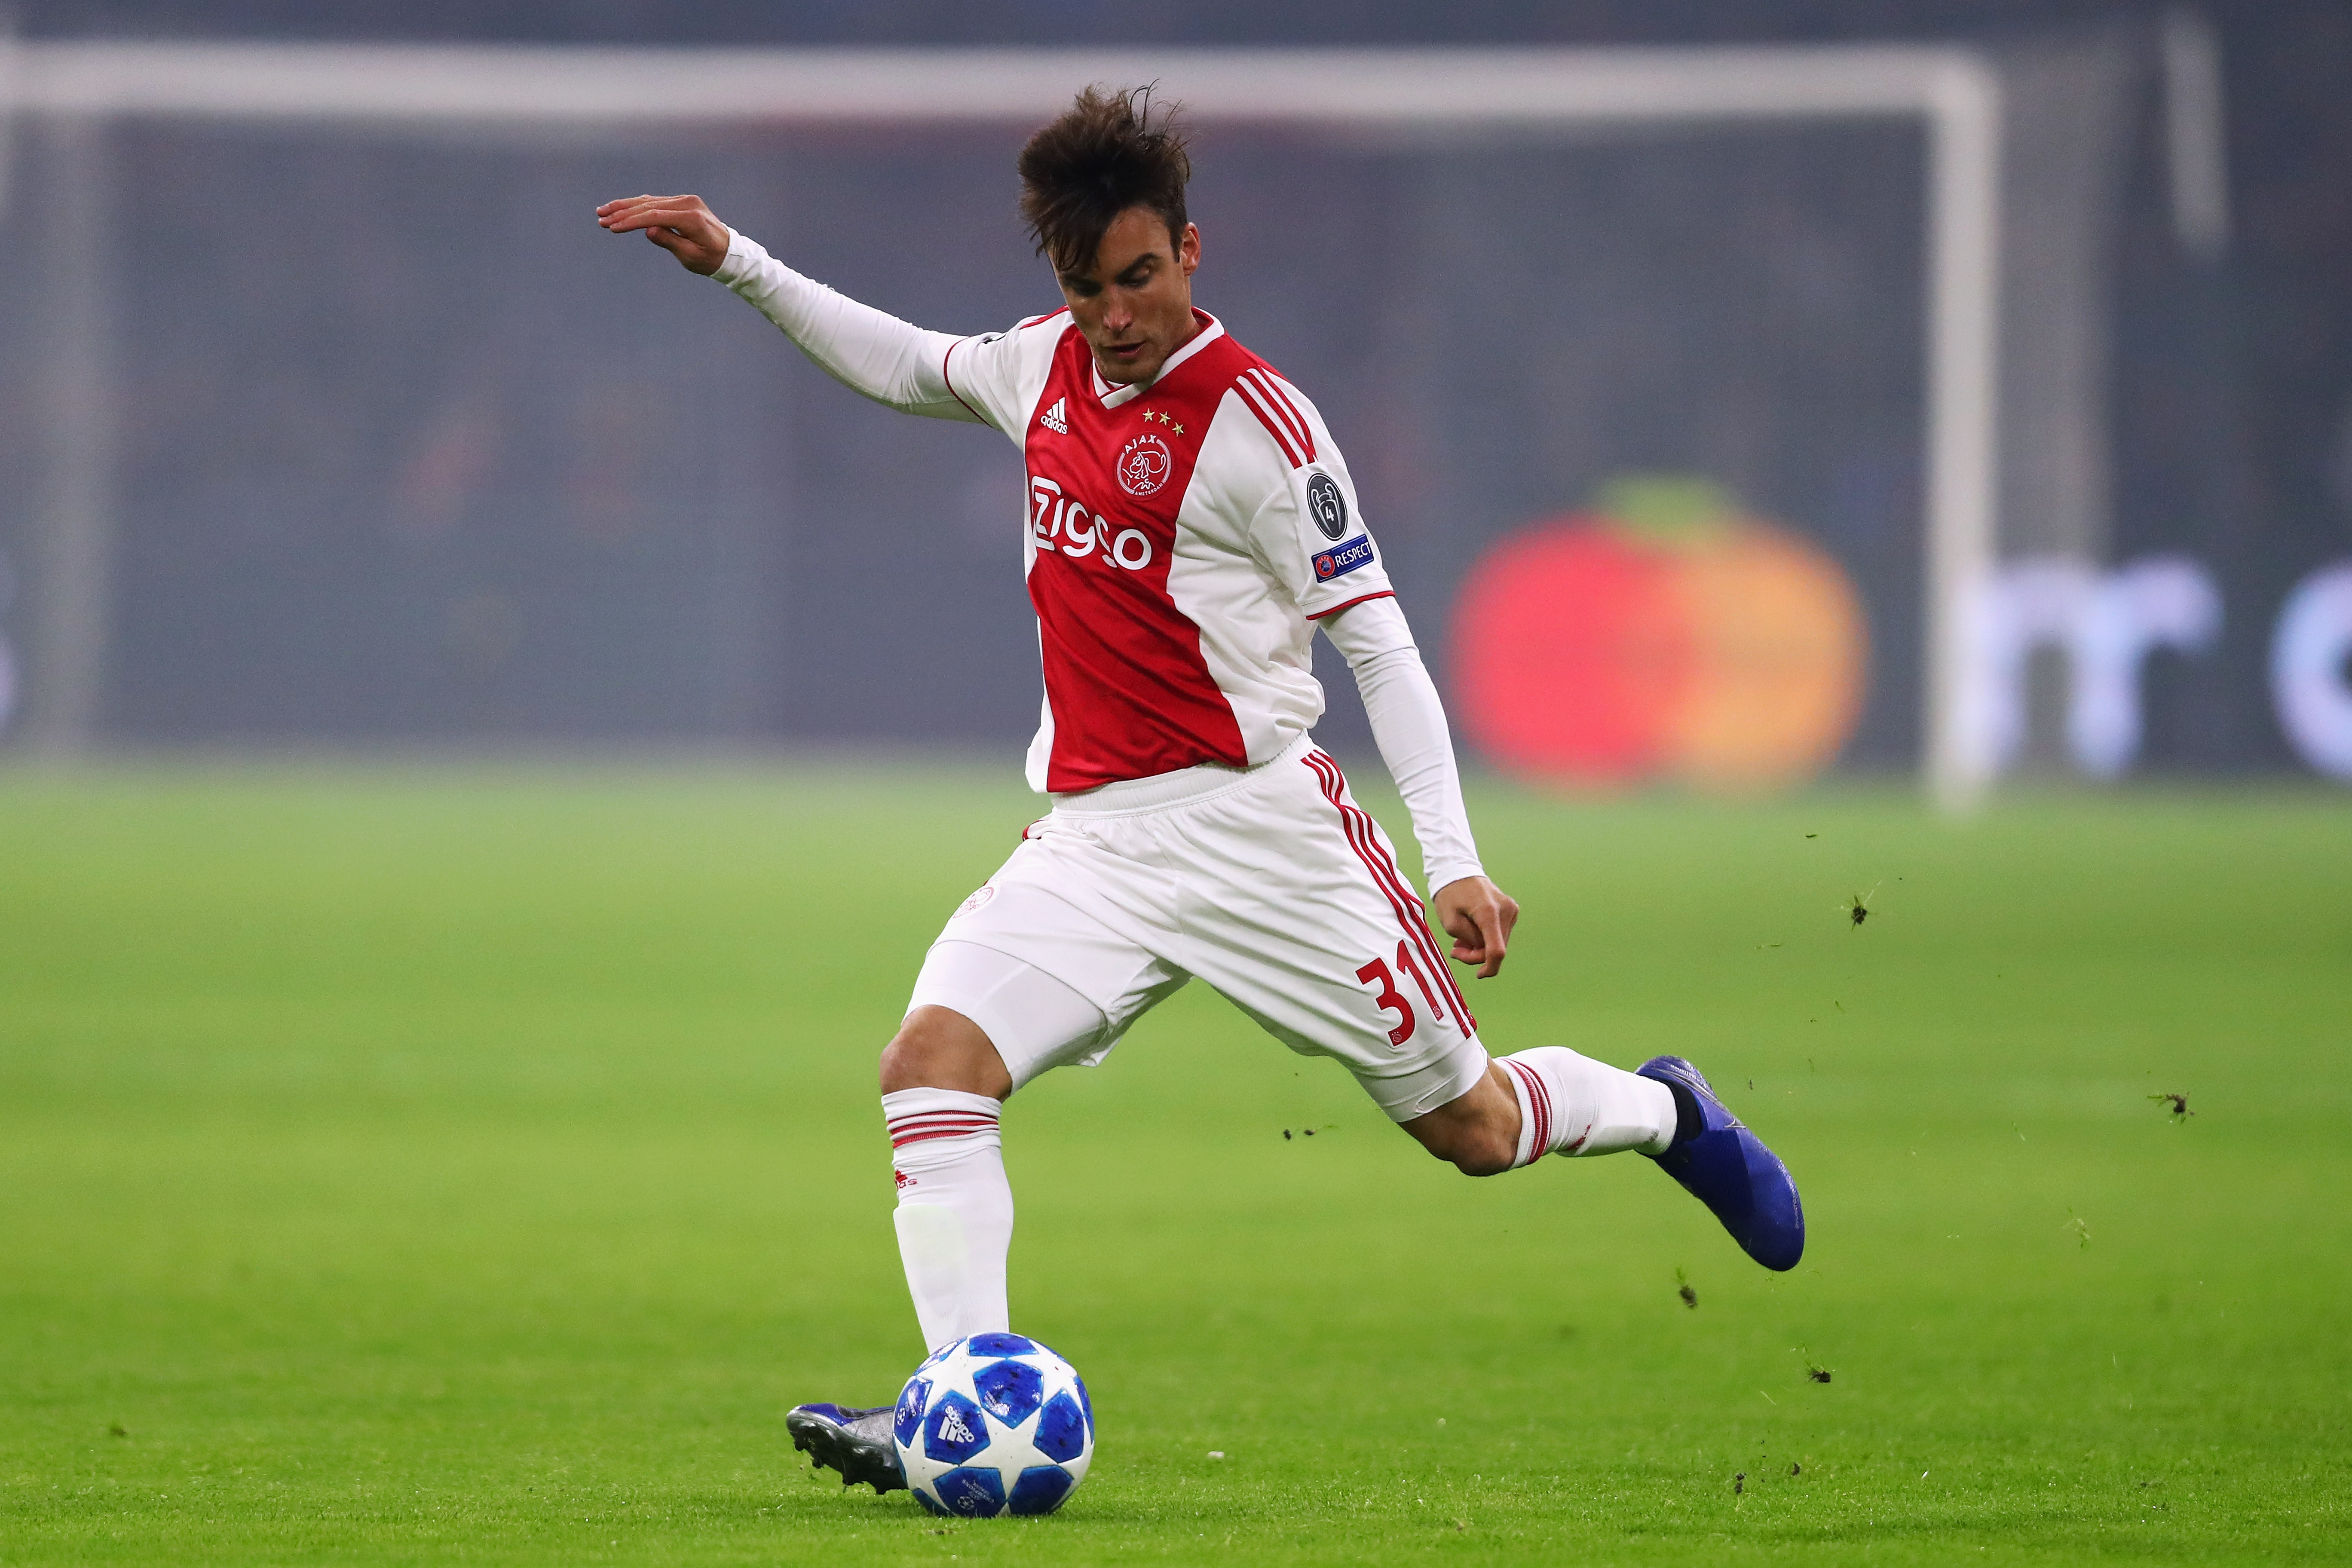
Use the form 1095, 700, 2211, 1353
1140, 408, 1185, 436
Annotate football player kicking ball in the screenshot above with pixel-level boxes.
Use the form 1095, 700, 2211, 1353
598, 86, 1802, 1495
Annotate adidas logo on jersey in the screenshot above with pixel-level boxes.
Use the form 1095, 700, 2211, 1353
1038, 397, 1069, 435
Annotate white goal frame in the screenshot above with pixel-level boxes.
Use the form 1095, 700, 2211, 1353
0, 41, 2001, 808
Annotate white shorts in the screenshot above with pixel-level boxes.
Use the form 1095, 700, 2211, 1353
906, 734, 1489, 1122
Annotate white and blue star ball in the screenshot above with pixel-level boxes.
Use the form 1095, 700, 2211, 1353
891, 1332, 1093, 1517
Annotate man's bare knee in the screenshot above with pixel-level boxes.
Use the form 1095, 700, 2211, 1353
1400, 1065, 1520, 1176
1421, 1126, 1516, 1177
879, 1005, 1013, 1099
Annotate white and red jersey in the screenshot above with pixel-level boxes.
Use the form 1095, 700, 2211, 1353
940, 310, 1393, 793
712, 228, 1484, 892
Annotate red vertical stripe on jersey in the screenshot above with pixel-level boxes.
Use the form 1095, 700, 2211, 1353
1251, 369, 1308, 460
1232, 378, 1300, 466
1237, 368, 1316, 464
1302, 749, 1478, 1035
1233, 369, 1312, 467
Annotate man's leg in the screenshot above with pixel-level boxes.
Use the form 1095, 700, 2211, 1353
879, 940, 1118, 1354
793, 836, 1176, 1494
878, 1006, 1014, 1354
1155, 747, 1785, 1258
1401, 1045, 1804, 1273
787, 952, 1112, 1494
786, 1005, 1011, 1495
1403, 1050, 1679, 1175
1156, 747, 1681, 1181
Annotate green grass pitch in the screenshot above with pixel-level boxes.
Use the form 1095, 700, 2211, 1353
2, 764, 2347, 1565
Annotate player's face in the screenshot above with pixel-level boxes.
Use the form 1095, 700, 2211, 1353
1056, 206, 1202, 386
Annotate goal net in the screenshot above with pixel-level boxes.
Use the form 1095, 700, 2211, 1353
2, 43, 2020, 797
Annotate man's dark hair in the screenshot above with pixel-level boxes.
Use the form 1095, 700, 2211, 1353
1017, 85, 1191, 275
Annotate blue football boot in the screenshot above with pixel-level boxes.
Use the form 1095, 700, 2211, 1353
786, 1403, 906, 1493
1636, 1056, 1805, 1271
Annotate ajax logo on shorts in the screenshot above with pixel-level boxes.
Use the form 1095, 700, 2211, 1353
1116, 432, 1172, 497
1030, 475, 1156, 571
953, 885, 998, 919
1306, 471, 1349, 540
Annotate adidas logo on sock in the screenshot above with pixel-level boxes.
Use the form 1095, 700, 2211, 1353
1039, 397, 1069, 435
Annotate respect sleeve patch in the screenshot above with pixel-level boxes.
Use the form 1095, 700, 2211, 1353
1312, 534, 1376, 583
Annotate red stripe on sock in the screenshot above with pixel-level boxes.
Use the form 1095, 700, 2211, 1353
886, 1113, 998, 1143
1525, 1060, 1550, 1157
889, 1121, 998, 1150
1503, 1057, 1551, 1164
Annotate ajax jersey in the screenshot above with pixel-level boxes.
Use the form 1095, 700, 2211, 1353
940, 310, 1395, 793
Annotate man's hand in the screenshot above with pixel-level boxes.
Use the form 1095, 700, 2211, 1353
1432, 875, 1519, 979
596, 193, 733, 276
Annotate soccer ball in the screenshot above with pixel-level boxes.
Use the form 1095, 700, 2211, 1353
891, 1332, 1093, 1517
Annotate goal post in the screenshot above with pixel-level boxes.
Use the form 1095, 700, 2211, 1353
0, 40, 2003, 808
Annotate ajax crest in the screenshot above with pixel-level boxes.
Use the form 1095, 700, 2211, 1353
1117, 432, 1172, 497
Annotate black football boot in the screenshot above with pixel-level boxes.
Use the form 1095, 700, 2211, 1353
785, 1403, 906, 1494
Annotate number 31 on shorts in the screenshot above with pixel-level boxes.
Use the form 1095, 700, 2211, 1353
1354, 940, 1451, 1049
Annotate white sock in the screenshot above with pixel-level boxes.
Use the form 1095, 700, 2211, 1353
1497, 1047, 1678, 1166
883, 1087, 1013, 1353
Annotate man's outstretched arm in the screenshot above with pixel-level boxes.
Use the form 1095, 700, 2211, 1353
597, 193, 981, 423
1320, 597, 1520, 978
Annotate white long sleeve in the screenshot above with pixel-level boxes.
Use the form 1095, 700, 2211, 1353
712, 228, 982, 423
1320, 596, 1485, 896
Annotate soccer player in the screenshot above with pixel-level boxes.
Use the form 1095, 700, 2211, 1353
597, 86, 1802, 1494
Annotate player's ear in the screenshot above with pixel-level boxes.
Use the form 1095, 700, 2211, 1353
1177, 223, 1200, 278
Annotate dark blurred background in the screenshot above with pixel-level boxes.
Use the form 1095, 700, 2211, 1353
0, 1, 2346, 787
